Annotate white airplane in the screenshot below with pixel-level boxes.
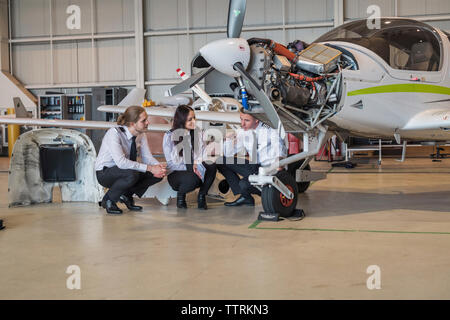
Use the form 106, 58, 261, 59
1, 0, 449, 217
162, 0, 450, 216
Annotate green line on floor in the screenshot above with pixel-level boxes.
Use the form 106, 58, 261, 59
248, 220, 262, 229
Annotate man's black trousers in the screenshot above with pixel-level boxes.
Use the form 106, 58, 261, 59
96, 166, 163, 202
216, 157, 261, 198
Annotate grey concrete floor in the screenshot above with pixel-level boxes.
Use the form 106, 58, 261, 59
1, 157, 450, 299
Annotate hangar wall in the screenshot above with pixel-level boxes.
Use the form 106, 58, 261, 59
6, 0, 450, 100
0, 0, 9, 72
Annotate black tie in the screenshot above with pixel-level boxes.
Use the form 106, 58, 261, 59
130, 136, 137, 161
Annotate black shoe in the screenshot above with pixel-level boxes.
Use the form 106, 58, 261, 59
119, 195, 143, 211
103, 199, 123, 214
198, 193, 207, 210
177, 193, 187, 209
99, 194, 108, 208
224, 195, 254, 207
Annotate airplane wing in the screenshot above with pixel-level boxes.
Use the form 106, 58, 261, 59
402, 109, 450, 131
118, 88, 146, 107
0, 116, 171, 132
97, 105, 241, 124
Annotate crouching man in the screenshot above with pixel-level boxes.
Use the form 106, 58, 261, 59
217, 111, 287, 207
95, 106, 166, 214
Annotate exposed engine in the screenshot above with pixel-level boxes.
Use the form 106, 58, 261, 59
241, 38, 358, 131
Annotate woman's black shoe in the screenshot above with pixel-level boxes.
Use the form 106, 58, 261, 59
177, 193, 187, 208
198, 193, 207, 210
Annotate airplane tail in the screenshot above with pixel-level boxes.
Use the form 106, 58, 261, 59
117, 88, 146, 107
13, 97, 31, 118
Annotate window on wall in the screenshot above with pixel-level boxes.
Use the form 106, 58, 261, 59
315, 19, 443, 72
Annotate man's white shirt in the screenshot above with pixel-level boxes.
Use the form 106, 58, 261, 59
223, 122, 287, 166
95, 126, 160, 172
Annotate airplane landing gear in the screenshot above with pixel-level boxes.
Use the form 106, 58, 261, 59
288, 160, 311, 194
261, 170, 298, 218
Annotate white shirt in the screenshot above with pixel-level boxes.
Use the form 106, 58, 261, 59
163, 129, 206, 179
224, 122, 287, 166
95, 126, 160, 172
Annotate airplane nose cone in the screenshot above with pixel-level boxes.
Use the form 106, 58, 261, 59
199, 38, 250, 78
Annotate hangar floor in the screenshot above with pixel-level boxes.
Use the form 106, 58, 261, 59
1, 156, 450, 300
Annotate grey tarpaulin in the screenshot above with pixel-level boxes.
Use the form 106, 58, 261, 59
8, 128, 103, 207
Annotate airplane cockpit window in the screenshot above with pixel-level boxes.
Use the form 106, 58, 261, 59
315, 19, 442, 72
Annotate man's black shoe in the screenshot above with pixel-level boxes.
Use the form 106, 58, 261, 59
198, 193, 207, 210
103, 199, 123, 214
177, 193, 187, 209
119, 195, 143, 211
224, 196, 254, 207
99, 193, 109, 207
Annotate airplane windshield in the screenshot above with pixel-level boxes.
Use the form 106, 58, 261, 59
315, 19, 442, 72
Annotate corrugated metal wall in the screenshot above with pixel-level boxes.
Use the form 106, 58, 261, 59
7, 0, 450, 99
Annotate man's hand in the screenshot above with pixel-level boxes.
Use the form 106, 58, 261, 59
147, 164, 167, 178
193, 163, 202, 180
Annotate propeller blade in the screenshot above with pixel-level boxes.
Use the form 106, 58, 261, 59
227, 0, 246, 38
233, 62, 284, 137
166, 66, 214, 96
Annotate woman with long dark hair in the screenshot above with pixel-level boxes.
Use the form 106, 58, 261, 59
163, 105, 217, 209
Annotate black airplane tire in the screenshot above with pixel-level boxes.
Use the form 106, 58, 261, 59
288, 160, 311, 194
261, 170, 298, 218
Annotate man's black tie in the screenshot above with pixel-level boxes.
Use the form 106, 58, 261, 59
130, 136, 137, 161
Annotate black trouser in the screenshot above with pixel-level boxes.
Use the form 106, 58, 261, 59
216, 157, 261, 198
167, 162, 217, 195
96, 166, 163, 202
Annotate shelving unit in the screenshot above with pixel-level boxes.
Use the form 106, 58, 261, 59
90, 87, 128, 151
64, 95, 92, 121
38, 95, 66, 121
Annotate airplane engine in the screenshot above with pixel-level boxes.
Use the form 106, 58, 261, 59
244, 38, 358, 127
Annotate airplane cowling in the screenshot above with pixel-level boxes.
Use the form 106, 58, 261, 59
199, 38, 250, 78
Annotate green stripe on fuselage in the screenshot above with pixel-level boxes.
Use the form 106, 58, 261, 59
347, 84, 450, 96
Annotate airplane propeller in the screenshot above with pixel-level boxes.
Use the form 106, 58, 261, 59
227, 0, 246, 38
168, 0, 250, 98
233, 62, 284, 136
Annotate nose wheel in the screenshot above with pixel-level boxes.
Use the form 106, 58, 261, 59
261, 170, 298, 217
